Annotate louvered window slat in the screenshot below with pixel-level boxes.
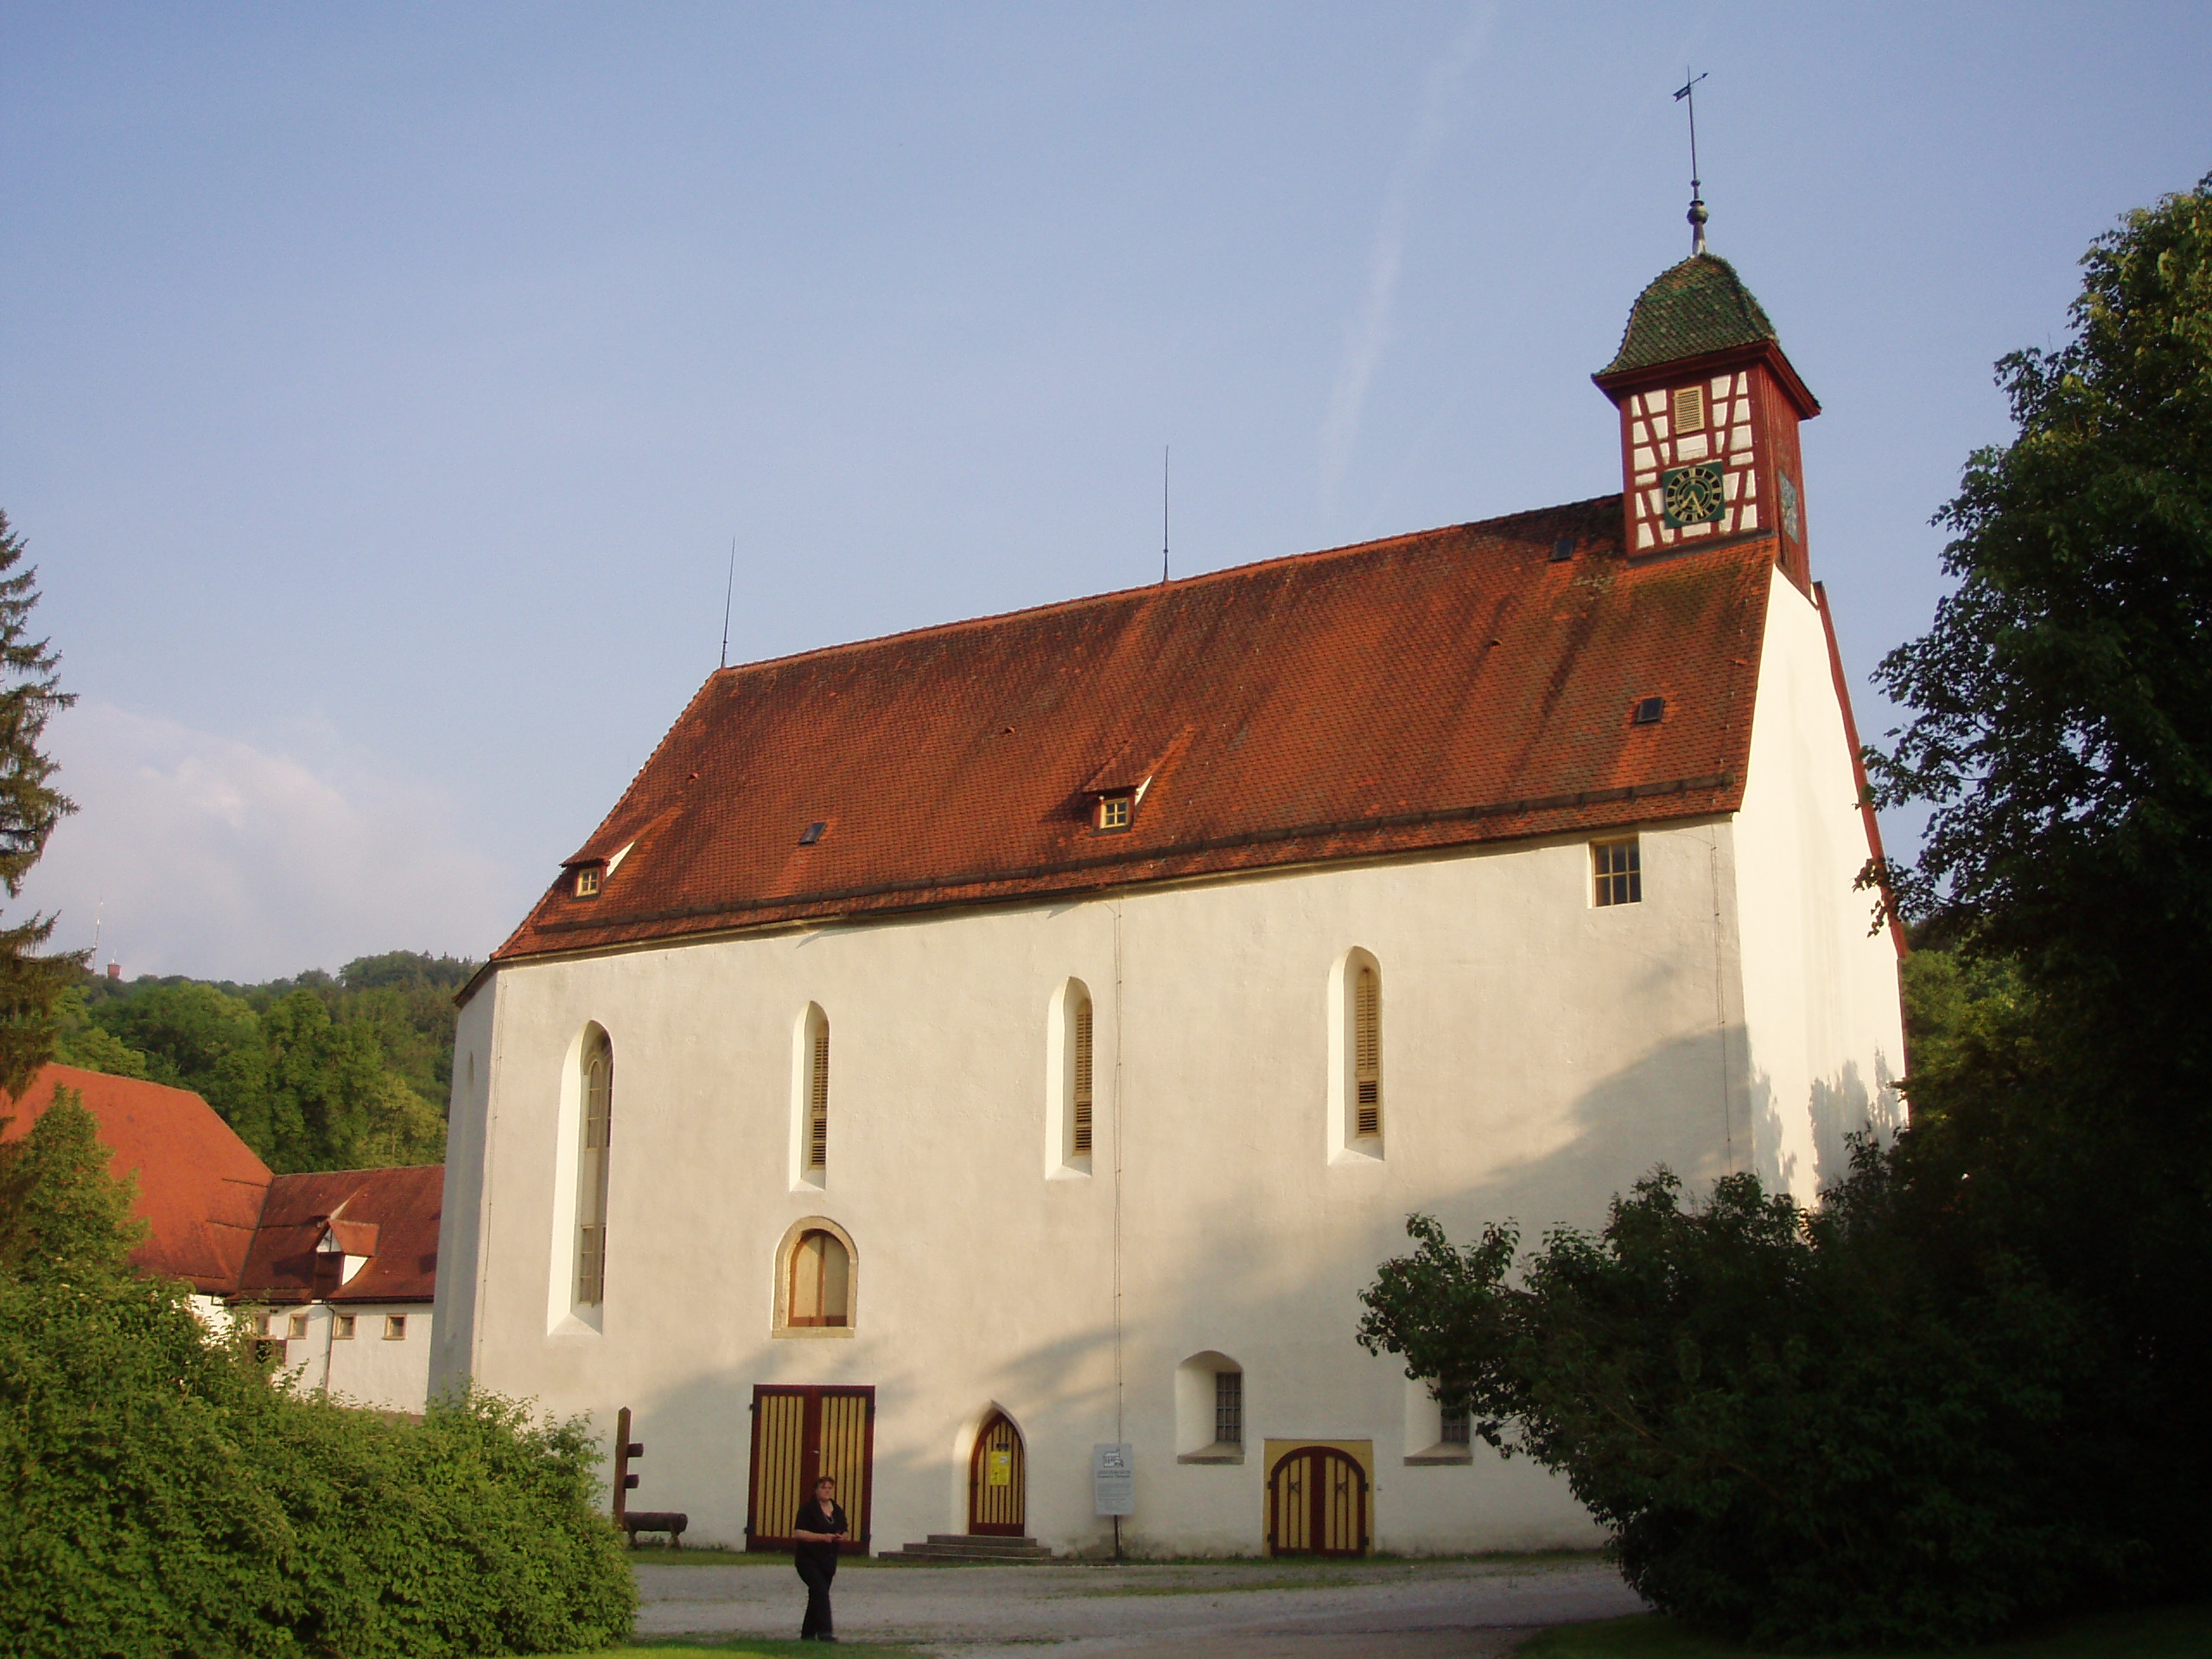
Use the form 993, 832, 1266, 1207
1071, 997, 1094, 1156
1353, 965, 1382, 1137
808, 1021, 830, 1171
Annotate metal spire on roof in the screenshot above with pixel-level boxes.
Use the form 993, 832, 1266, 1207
1161, 446, 1170, 584
1675, 68, 1709, 256
720, 536, 735, 669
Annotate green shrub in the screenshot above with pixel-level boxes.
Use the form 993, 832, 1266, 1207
0, 1092, 634, 1656
1359, 1146, 2138, 1649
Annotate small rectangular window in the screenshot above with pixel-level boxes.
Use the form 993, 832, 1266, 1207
1214, 1370, 1243, 1446
1593, 838, 1643, 906
1096, 795, 1132, 831
1440, 1402, 1471, 1446
334, 1313, 356, 1339
574, 867, 601, 898
385, 1315, 407, 1340
1072, 997, 1095, 1156
288, 1311, 309, 1340
1671, 385, 1705, 433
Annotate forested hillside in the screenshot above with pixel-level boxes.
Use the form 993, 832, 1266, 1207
53, 951, 473, 1173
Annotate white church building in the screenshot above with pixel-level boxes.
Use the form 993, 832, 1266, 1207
431, 249, 1905, 1558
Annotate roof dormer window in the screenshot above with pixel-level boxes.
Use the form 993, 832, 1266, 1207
1095, 793, 1134, 833
574, 866, 601, 899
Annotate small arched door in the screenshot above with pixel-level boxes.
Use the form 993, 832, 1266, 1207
967, 1410, 1027, 1536
1267, 1444, 1369, 1556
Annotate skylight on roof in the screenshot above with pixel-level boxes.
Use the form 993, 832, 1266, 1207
799, 822, 828, 846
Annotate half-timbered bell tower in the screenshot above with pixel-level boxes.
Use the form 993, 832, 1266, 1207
1592, 253, 1821, 590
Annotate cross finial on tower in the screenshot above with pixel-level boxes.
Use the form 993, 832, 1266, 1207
1675, 69, 1708, 256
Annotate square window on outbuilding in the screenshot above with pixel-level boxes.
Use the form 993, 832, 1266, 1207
384, 1315, 407, 1341
1593, 838, 1643, 906
1096, 794, 1133, 832
334, 1314, 356, 1339
288, 1311, 309, 1340
574, 866, 601, 898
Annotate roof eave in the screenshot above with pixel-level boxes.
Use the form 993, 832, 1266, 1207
1593, 337, 1821, 421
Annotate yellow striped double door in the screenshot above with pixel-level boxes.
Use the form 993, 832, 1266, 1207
1266, 1443, 1370, 1556
744, 1384, 874, 1553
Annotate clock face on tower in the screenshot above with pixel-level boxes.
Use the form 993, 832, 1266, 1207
1661, 463, 1726, 529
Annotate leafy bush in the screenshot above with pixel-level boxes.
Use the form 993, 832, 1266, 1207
0, 1092, 634, 1656
1360, 1147, 2132, 1649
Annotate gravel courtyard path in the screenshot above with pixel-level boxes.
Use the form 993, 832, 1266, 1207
636, 1556, 1646, 1657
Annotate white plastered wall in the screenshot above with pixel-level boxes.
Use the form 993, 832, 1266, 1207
429, 987, 499, 1396
1730, 568, 1908, 1203
261, 1300, 435, 1413
431, 819, 1783, 1557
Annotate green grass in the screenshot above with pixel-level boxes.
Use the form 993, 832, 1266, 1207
1515, 1603, 2212, 1659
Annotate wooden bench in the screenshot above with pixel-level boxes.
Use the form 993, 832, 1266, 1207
622, 1510, 690, 1549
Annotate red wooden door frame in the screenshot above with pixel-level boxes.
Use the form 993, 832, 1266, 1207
1266, 1444, 1369, 1557
744, 1383, 875, 1554
966, 1409, 1027, 1536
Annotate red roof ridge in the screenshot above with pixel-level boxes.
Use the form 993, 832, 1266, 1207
263, 1167, 444, 1185
707, 494, 1624, 681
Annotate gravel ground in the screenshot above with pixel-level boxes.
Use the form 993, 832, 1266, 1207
635, 1556, 1647, 1657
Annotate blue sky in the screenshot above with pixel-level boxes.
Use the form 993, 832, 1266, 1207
3, 3, 2207, 979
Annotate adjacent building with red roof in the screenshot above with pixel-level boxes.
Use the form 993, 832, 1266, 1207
434, 245, 1906, 1558
3, 1063, 441, 1412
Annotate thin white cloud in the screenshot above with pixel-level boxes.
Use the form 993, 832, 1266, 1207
1319, 5, 1494, 509
16, 701, 520, 982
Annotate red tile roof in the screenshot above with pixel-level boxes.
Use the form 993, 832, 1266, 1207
3, 1064, 273, 1293
492, 497, 1782, 967
235, 1166, 442, 1305
1, 1065, 442, 1303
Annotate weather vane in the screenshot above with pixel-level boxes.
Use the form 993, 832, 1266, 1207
1675, 68, 1708, 256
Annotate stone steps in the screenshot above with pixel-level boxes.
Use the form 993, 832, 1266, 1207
890, 1533, 1056, 1563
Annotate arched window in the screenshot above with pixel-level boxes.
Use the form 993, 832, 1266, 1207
575, 1029, 613, 1306
1329, 950, 1384, 1162
1046, 979, 1096, 1177
787, 1229, 851, 1327
794, 1004, 830, 1186
773, 1217, 859, 1336
1353, 963, 1382, 1139
1175, 1351, 1245, 1462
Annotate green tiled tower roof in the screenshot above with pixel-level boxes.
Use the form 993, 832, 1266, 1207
1599, 253, 1777, 377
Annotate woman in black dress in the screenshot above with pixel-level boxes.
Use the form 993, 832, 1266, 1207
791, 1474, 849, 1641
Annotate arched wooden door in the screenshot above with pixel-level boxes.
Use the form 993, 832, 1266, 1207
1267, 1444, 1369, 1556
967, 1410, 1027, 1536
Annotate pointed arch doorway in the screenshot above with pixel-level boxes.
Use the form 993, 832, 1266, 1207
966, 1409, 1027, 1535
